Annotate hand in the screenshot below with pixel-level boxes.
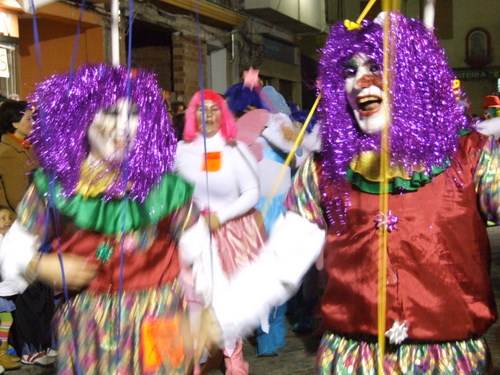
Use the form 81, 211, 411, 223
203, 212, 221, 232
31, 253, 98, 290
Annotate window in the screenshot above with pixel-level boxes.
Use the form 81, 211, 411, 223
465, 28, 492, 68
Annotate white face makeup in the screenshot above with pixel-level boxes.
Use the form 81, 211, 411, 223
87, 99, 139, 162
344, 53, 387, 134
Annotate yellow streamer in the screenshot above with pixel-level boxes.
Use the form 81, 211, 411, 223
260, 94, 322, 218
378, 2, 400, 374
345, 0, 378, 30
356, 0, 378, 25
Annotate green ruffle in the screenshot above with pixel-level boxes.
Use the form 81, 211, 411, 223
33, 169, 194, 235
346, 159, 450, 194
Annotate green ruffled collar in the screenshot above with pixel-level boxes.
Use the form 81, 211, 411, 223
34, 169, 193, 235
346, 159, 450, 194
345, 130, 472, 194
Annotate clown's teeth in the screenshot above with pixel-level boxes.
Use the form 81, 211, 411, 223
358, 96, 381, 104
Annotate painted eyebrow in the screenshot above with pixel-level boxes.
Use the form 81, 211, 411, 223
345, 60, 358, 69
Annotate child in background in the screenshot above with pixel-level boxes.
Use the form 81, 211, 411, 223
0, 206, 13, 234
0, 206, 19, 371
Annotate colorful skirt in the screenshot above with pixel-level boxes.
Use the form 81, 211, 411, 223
316, 331, 492, 375
54, 282, 190, 375
213, 209, 267, 278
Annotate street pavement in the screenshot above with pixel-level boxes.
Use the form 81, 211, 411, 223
10, 226, 500, 374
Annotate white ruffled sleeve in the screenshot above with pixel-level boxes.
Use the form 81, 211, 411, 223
0, 221, 40, 294
211, 211, 325, 343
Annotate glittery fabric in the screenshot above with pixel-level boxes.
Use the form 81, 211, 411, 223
475, 137, 500, 224
54, 282, 189, 375
169, 200, 200, 241
284, 156, 326, 228
75, 158, 121, 198
29, 64, 176, 202
213, 209, 266, 278
16, 183, 46, 236
95, 241, 113, 264
318, 13, 470, 226
319, 134, 496, 341
316, 332, 491, 375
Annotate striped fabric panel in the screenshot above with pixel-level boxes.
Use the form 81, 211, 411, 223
316, 331, 491, 375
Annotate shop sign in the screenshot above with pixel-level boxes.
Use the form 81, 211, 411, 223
454, 68, 500, 81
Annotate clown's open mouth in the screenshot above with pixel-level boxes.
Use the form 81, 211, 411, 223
357, 95, 382, 116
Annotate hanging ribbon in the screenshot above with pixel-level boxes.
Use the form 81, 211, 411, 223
260, 93, 321, 219
378, 2, 400, 374
344, 0, 377, 30
30, 0, 91, 371
193, 0, 216, 296
114, 0, 136, 368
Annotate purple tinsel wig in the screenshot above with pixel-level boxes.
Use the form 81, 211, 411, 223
318, 12, 468, 222
30, 64, 176, 202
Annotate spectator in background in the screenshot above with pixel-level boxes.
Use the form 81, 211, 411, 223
172, 112, 185, 142
0, 100, 38, 213
171, 101, 186, 117
0, 205, 19, 371
0, 99, 54, 367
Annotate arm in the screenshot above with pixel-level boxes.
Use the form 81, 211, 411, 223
215, 142, 260, 224
212, 211, 325, 342
211, 156, 327, 341
0, 184, 97, 292
0, 154, 30, 212
0, 220, 40, 293
476, 117, 500, 140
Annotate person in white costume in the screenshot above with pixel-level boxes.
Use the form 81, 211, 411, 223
175, 89, 265, 375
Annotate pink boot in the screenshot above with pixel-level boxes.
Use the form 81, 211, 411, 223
223, 341, 249, 375
192, 363, 201, 375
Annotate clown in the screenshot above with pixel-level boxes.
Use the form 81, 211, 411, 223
0, 64, 199, 374
208, 12, 500, 374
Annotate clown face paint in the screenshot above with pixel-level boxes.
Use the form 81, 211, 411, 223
87, 99, 139, 162
344, 53, 386, 134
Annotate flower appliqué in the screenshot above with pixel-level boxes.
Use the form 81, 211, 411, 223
374, 210, 398, 232
95, 241, 113, 264
385, 320, 408, 345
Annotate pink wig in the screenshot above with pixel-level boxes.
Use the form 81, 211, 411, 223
184, 89, 237, 142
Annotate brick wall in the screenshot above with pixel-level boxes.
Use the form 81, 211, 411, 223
131, 46, 172, 91
172, 33, 207, 103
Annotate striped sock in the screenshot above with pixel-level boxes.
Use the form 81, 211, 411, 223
0, 312, 12, 343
